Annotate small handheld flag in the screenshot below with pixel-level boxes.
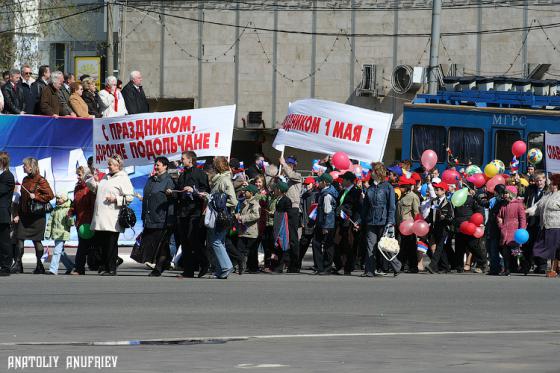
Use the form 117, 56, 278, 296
417, 241, 429, 255
308, 204, 318, 221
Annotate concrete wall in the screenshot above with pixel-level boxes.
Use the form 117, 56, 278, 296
121, 1, 560, 164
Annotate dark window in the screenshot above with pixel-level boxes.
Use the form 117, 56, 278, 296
448, 127, 484, 165
528, 132, 545, 170
52, 43, 65, 72
411, 125, 447, 161
494, 130, 521, 165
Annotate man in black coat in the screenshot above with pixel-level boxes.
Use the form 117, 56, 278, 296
1, 69, 25, 114
121, 71, 149, 114
334, 171, 363, 275
175, 151, 209, 278
453, 187, 485, 272
0, 152, 15, 276
20, 64, 35, 113
524, 172, 547, 273
30, 65, 50, 114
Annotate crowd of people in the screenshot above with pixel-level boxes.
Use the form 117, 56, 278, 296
1, 146, 559, 279
0, 65, 149, 117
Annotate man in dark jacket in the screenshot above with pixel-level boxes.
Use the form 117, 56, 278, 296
298, 176, 318, 270
334, 171, 363, 275
174, 151, 209, 278
524, 172, 547, 273
0, 152, 15, 276
246, 153, 266, 180
311, 173, 338, 275
121, 71, 149, 114
40, 71, 65, 116
30, 65, 50, 114
19, 64, 35, 113
426, 182, 454, 274
453, 187, 485, 272
1, 69, 25, 114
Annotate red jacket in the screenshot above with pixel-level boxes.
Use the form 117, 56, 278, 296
498, 198, 527, 246
72, 180, 95, 227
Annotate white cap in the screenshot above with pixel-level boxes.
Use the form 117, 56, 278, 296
431, 177, 442, 184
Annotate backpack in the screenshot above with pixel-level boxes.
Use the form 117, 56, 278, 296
209, 192, 233, 230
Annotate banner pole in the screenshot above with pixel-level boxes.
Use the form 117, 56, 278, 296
278, 148, 285, 174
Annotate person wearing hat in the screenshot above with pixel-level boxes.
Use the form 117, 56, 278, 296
497, 185, 527, 276
425, 182, 454, 274
270, 181, 292, 273
311, 173, 339, 275
234, 184, 262, 274
45, 192, 75, 275
333, 171, 363, 275
298, 176, 318, 270
278, 155, 303, 272
397, 178, 420, 273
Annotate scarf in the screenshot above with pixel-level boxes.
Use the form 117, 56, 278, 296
106, 87, 118, 112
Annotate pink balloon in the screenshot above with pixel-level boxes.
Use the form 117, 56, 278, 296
486, 175, 506, 193
421, 149, 438, 170
412, 220, 430, 237
332, 152, 351, 170
468, 173, 486, 188
473, 226, 485, 238
399, 219, 415, 236
512, 140, 527, 158
329, 171, 340, 180
442, 169, 461, 185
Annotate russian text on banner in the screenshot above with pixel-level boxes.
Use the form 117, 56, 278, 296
545, 131, 560, 173
93, 105, 236, 167
272, 99, 392, 162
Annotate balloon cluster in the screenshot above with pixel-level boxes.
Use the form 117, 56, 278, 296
459, 213, 484, 238
399, 218, 430, 237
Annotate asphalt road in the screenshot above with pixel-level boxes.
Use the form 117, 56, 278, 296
0, 263, 559, 372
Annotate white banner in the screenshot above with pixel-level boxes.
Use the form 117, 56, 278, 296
545, 132, 560, 174
93, 105, 236, 167
272, 99, 392, 162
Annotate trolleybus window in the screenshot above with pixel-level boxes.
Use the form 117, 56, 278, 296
528, 132, 546, 170
411, 125, 447, 162
495, 130, 521, 165
448, 127, 484, 165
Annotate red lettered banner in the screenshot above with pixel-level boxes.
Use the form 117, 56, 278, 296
93, 105, 236, 167
546, 131, 560, 173
272, 99, 392, 161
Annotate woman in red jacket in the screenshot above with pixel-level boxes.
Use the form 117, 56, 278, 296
70, 166, 96, 275
497, 186, 527, 276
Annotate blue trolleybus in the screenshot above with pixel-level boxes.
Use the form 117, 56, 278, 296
401, 88, 560, 173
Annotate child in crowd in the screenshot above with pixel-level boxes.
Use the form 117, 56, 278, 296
235, 184, 261, 274
497, 186, 527, 276
45, 193, 75, 275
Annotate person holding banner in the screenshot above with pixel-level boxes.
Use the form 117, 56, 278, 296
87, 154, 134, 276
175, 151, 210, 278
278, 156, 303, 273
13, 157, 55, 274
0, 152, 15, 276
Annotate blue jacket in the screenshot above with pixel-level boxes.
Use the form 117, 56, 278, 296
316, 185, 338, 229
360, 181, 396, 226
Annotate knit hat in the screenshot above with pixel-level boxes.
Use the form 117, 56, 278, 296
286, 156, 298, 165
303, 176, 316, 185
505, 185, 518, 196
243, 184, 259, 195
316, 173, 333, 184
275, 181, 289, 193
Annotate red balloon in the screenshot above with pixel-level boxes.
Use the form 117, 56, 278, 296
442, 169, 460, 185
412, 220, 430, 237
468, 173, 486, 188
473, 226, 485, 238
463, 222, 477, 236
329, 171, 340, 180
459, 221, 470, 234
486, 175, 506, 193
470, 213, 484, 226
332, 152, 351, 170
512, 140, 527, 158
399, 219, 415, 236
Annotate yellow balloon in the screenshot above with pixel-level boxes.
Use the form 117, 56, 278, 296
395, 188, 402, 199
484, 163, 498, 178
519, 178, 529, 187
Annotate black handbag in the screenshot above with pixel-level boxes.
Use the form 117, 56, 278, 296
118, 195, 136, 229
28, 178, 54, 216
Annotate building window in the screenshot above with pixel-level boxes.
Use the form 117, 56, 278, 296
494, 130, 521, 166
52, 43, 65, 72
411, 125, 447, 162
448, 127, 484, 165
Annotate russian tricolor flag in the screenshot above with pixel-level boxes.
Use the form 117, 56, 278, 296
308, 203, 318, 221
417, 241, 429, 254
340, 209, 348, 220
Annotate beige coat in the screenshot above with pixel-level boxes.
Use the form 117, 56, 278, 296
238, 196, 261, 238
87, 170, 134, 232
69, 93, 90, 118
282, 165, 302, 209
210, 171, 238, 209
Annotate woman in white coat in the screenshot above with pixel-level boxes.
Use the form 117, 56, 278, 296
98, 76, 128, 118
87, 154, 134, 275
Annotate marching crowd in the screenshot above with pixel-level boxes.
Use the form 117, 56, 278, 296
1, 147, 560, 279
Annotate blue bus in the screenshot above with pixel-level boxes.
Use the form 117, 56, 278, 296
401, 90, 560, 173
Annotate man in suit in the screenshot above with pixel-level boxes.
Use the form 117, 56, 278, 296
30, 65, 50, 114
121, 71, 149, 114
0, 152, 15, 276
334, 171, 363, 275
1, 69, 25, 114
524, 172, 547, 273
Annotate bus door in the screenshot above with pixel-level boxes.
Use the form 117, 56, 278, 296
492, 128, 524, 170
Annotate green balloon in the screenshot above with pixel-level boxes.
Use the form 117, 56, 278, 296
78, 224, 94, 239
451, 188, 468, 207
